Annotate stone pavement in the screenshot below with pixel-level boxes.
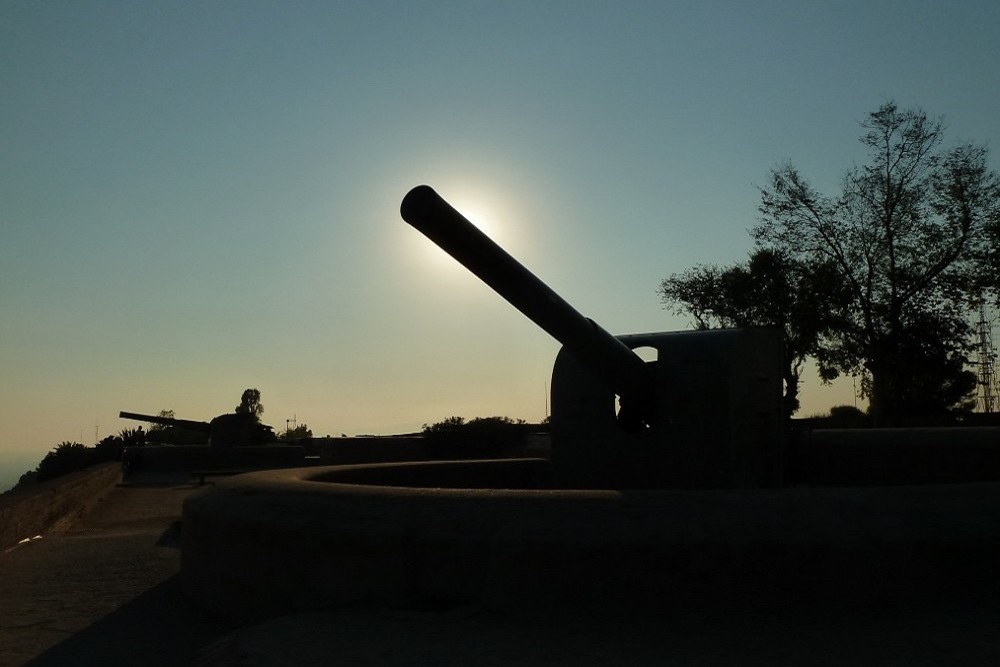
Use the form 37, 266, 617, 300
2, 477, 999, 666
0, 478, 228, 666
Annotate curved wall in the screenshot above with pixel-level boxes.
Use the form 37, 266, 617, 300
182, 459, 1000, 624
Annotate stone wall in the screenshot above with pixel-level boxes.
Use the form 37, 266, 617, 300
0, 462, 120, 550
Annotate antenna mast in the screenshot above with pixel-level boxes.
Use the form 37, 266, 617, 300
974, 304, 998, 413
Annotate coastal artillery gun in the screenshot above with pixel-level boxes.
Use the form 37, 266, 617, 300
119, 410, 276, 447
400, 185, 784, 489
177, 186, 1000, 622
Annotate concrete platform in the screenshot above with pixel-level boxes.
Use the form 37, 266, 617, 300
3, 471, 1000, 665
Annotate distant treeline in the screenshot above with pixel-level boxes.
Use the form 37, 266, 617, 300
421, 416, 548, 459
799, 404, 1000, 430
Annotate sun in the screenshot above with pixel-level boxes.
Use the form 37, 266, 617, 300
455, 201, 501, 240
411, 192, 512, 274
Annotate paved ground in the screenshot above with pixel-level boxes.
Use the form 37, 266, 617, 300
0, 478, 229, 666
2, 478, 999, 666
198, 602, 1000, 666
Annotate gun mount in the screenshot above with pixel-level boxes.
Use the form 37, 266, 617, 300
119, 410, 276, 447
401, 185, 784, 489
177, 184, 1000, 624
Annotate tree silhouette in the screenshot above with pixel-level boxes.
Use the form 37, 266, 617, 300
146, 409, 175, 431
422, 416, 529, 458
235, 388, 264, 422
278, 424, 313, 441
660, 248, 851, 415
36, 442, 95, 482
754, 102, 999, 424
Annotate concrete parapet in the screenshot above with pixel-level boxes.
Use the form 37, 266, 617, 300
794, 427, 1000, 486
182, 459, 1000, 625
0, 462, 121, 550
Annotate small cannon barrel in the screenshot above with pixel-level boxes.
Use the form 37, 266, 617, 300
119, 411, 211, 432
400, 185, 654, 427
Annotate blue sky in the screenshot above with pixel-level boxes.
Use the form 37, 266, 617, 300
2, 1, 999, 465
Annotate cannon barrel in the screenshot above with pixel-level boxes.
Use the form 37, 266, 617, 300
400, 185, 654, 428
119, 411, 211, 432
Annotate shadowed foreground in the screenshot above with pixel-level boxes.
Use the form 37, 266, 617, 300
0, 480, 228, 666
1, 477, 998, 665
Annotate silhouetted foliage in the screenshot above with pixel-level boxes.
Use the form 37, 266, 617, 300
888, 315, 978, 415
36, 442, 97, 482
3, 469, 39, 495
422, 416, 531, 459
92, 428, 146, 463
829, 405, 866, 420
120, 427, 145, 448
659, 248, 852, 416
795, 404, 872, 429
95, 434, 122, 461
10, 433, 138, 489
752, 102, 999, 424
94, 435, 121, 460
235, 388, 264, 422
147, 409, 175, 432
278, 424, 313, 441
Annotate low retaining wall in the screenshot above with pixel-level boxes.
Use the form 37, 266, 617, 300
794, 427, 1000, 485
0, 462, 121, 550
182, 459, 1000, 625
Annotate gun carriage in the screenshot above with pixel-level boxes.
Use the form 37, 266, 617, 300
119, 410, 275, 447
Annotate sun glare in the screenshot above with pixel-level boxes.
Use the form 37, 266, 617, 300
449, 197, 504, 243
412, 192, 515, 276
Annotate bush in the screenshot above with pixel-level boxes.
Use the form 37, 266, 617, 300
422, 416, 530, 459
36, 442, 98, 482
2, 469, 38, 495
829, 405, 866, 420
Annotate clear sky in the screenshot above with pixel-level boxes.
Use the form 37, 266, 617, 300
2, 1, 999, 467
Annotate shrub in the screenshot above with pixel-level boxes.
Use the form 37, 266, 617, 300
36, 442, 97, 482
422, 416, 530, 459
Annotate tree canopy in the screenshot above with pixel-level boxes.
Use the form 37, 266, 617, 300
421, 416, 531, 458
752, 102, 999, 423
146, 409, 175, 432
235, 388, 264, 422
662, 103, 999, 424
278, 424, 313, 441
659, 248, 851, 415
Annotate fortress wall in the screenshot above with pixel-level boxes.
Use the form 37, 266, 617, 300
0, 462, 121, 550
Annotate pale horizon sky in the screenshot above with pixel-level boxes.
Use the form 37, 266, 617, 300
3, 1, 999, 472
